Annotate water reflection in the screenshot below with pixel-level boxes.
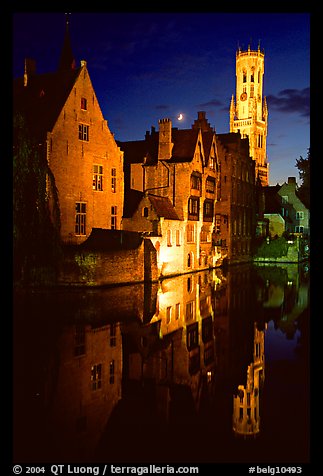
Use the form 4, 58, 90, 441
13, 262, 309, 464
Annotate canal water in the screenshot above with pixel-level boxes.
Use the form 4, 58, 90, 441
13, 262, 310, 465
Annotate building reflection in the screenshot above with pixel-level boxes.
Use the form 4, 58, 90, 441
43, 321, 123, 461
13, 262, 309, 463
232, 322, 266, 437
122, 270, 217, 421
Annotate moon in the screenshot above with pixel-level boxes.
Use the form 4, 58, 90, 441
177, 113, 183, 121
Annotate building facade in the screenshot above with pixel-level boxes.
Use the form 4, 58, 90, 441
13, 22, 124, 245
215, 132, 257, 264
121, 114, 222, 278
278, 177, 310, 236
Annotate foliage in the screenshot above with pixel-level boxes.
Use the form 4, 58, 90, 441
13, 113, 62, 284
254, 236, 289, 258
295, 148, 310, 209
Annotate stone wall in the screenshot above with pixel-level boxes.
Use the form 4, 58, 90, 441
58, 236, 158, 286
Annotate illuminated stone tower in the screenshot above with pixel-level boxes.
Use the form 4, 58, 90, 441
232, 322, 266, 437
230, 45, 269, 186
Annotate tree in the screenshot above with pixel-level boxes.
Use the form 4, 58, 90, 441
13, 113, 62, 284
295, 148, 310, 209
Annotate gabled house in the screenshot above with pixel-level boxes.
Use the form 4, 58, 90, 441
278, 177, 310, 236
13, 22, 124, 245
262, 184, 288, 237
120, 113, 222, 278
262, 177, 310, 238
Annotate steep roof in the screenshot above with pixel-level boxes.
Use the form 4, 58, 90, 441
123, 189, 144, 218
13, 68, 81, 141
13, 16, 79, 142
148, 194, 180, 220
263, 185, 281, 213
118, 138, 158, 165
170, 128, 199, 162
120, 127, 200, 166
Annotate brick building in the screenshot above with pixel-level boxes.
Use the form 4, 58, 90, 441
260, 177, 310, 238
120, 113, 222, 278
13, 21, 124, 245
214, 132, 257, 264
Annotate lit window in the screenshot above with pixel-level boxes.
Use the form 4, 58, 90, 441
93, 165, 103, 191
91, 364, 102, 390
187, 224, 195, 243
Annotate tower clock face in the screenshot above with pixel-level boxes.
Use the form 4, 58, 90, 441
240, 92, 247, 101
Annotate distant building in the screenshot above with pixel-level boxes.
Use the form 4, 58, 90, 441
261, 177, 310, 237
13, 20, 124, 245
278, 177, 310, 236
230, 45, 269, 186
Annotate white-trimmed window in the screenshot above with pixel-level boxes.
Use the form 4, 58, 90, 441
296, 211, 304, 220
187, 224, 195, 243
79, 123, 89, 141
93, 165, 103, 191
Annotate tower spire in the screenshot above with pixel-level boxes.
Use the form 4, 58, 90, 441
58, 13, 75, 71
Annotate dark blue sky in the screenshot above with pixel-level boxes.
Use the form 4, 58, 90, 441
13, 11, 310, 185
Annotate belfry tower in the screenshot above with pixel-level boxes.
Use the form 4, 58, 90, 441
230, 45, 269, 186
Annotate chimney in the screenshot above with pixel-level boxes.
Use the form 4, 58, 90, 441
158, 118, 173, 160
24, 58, 36, 87
287, 177, 296, 187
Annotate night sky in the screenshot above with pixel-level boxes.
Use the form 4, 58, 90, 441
12, 11, 310, 186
